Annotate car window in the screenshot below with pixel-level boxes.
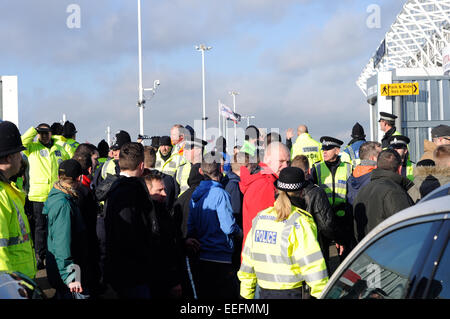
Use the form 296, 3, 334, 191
324, 222, 434, 299
428, 240, 449, 299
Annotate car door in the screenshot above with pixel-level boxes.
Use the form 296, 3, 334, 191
322, 217, 446, 299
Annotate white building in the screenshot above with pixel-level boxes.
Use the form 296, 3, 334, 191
358, 0, 450, 162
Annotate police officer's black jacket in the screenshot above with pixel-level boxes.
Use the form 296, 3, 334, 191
103, 176, 160, 289
353, 168, 414, 242
381, 127, 397, 149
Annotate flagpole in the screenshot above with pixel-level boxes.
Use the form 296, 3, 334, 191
218, 100, 222, 137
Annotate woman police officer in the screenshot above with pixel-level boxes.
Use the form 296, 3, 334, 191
238, 167, 329, 299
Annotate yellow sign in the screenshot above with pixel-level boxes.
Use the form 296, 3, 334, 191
380, 82, 419, 96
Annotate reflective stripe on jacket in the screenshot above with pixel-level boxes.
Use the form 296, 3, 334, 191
0, 178, 37, 279
313, 160, 352, 216
62, 138, 80, 158
237, 205, 328, 299
21, 127, 70, 202
290, 133, 323, 168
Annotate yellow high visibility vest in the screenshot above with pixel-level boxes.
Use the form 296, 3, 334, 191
155, 150, 178, 177
238, 205, 328, 299
291, 133, 323, 168
0, 179, 37, 279
313, 159, 352, 217
101, 158, 117, 180
62, 138, 80, 158
176, 161, 191, 197
21, 127, 70, 202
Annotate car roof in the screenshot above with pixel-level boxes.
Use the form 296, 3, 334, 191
320, 194, 449, 298
420, 182, 450, 203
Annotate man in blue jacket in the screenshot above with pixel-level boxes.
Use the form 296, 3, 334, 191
186, 152, 242, 299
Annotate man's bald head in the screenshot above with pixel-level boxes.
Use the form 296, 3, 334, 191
297, 125, 308, 135
263, 142, 290, 176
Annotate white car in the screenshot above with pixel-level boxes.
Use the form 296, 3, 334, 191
320, 183, 450, 299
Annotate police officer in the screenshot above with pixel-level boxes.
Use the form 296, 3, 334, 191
379, 112, 401, 149
97, 130, 131, 182
388, 135, 414, 182
290, 125, 323, 168
341, 123, 367, 168
238, 167, 328, 299
21, 123, 70, 269
61, 121, 80, 158
154, 136, 177, 177
310, 136, 354, 267
0, 121, 37, 279
175, 136, 207, 196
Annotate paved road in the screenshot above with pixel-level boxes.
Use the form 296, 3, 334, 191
35, 245, 340, 299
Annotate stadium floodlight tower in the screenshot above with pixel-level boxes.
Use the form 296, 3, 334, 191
137, 0, 160, 137
357, 0, 450, 162
195, 44, 212, 141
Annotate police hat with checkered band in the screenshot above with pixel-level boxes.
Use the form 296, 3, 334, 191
274, 167, 306, 192
379, 112, 397, 122
388, 135, 410, 149
320, 136, 344, 151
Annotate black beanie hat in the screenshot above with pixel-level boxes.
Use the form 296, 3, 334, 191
159, 136, 172, 147
63, 121, 77, 138
111, 130, 131, 150
274, 167, 306, 192
51, 122, 63, 135
351, 122, 366, 139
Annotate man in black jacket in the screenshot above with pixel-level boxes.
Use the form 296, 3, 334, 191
103, 142, 159, 299
353, 149, 414, 242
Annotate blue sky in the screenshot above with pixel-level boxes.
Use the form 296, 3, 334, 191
0, 0, 406, 149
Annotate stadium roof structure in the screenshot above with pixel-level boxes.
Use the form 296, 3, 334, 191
357, 0, 450, 96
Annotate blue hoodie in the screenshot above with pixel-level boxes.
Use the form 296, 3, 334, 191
188, 180, 241, 263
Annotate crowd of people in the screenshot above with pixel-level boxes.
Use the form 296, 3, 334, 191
0, 114, 449, 299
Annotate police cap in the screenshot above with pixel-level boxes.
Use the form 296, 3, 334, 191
379, 112, 397, 122
388, 135, 410, 149
320, 136, 343, 150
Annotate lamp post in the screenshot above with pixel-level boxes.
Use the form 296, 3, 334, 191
195, 44, 212, 141
242, 115, 255, 127
137, 0, 160, 137
229, 91, 239, 148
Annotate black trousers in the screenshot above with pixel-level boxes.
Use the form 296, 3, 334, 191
192, 259, 238, 300
31, 201, 47, 259
259, 287, 302, 299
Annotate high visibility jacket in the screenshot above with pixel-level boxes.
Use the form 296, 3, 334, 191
101, 158, 118, 180
340, 140, 366, 169
21, 127, 70, 202
53, 135, 66, 146
0, 176, 37, 279
238, 205, 328, 299
241, 141, 256, 157
313, 159, 352, 217
155, 150, 178, 177
291, 133, 323, 168
176, 160, 191, 196
402, 159, 415, 182
62, 138, 80, 158
96, 157, 108, 172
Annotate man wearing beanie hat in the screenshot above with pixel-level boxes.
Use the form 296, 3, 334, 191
21, 123, 70, 268
61, 121, 80, 158
0, 121, 37, 279
238, 167, 328, 299
51, 122, 65, 146
43, 159, 90, 299
94, 130, 131, 184
419, 124, 450, 162
154, 136, 176, 177
341, 123, 367, 168
96, 139, 110, 168
310, 136, 355, 265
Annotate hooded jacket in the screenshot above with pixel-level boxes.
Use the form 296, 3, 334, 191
239, 163, 277, 249
43, 184, 88, 289
346, 160, 377, 206
408, 166, 450, 203
353, 168, 414, 242
188, 180, 241, 263
419, 139, 437, 162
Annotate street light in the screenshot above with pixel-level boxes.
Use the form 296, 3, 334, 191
137, 0, 160, 137
195, 44, 212, 141
241, 115, 255, 127
229, 91, 239, 148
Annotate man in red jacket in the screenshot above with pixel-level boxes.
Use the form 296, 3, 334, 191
239, 142, 290, 251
